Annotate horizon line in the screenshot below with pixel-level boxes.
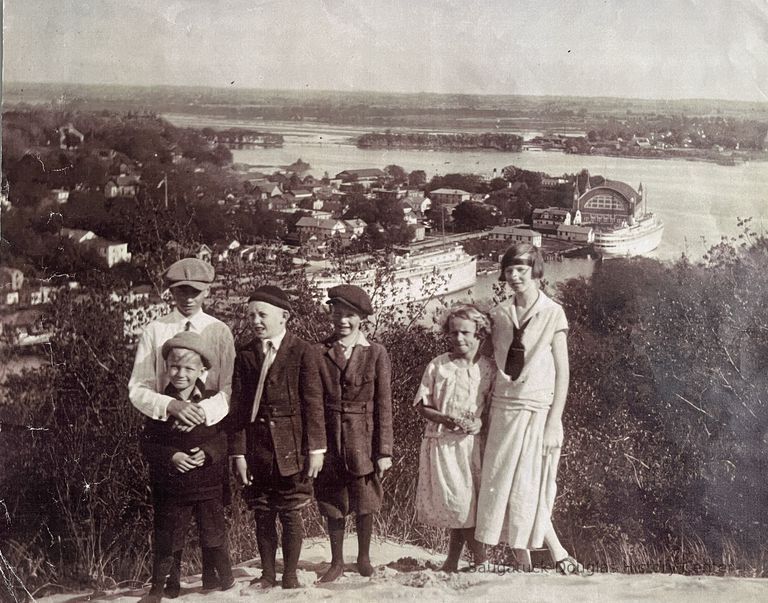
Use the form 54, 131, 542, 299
4, 80, 767, 108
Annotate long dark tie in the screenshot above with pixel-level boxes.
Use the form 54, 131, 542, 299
504, 317, 532, 380
331, 342, 348, 371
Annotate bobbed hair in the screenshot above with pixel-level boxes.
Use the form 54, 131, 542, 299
499, 243, 545, 280
440, 303, 492, 340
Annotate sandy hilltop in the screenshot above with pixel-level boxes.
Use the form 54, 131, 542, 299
36, 536, 768, 603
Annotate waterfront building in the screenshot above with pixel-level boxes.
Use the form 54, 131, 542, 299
532, 207, 571, 232
487, 226, 543, 246
571, 170, 663, 255
556, 224, 594, 243
572, 171, 644, 226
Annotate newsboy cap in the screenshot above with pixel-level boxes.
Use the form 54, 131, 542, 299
248, 285, 293, 313
163, 258, 215, 290
161, 331, 212, 369
327, 284, 374, 316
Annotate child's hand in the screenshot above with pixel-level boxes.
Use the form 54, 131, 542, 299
376, 456, 392, 478
441, 415, 460, 431
232, 456, 252, 486
465, 417, 483, 435
542, 419, 563, 456
167, 399, 206, 428
172, 451, 204, 473
188, 447, 206, 466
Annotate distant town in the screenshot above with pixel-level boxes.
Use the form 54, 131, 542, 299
1, 102, 673, 347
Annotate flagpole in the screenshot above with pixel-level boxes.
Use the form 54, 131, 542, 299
164, 172, 168, 209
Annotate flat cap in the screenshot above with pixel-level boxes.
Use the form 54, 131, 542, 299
161, 331, 212, 369
248, 285, 292, 313
327, 284, 374, 316
163, 258, 215, 290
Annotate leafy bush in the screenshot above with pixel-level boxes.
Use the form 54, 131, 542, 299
4, 228, 768, 598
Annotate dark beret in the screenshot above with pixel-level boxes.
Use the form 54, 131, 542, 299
248, 285, 292, 313
163, 258, 215, 290
327, 284, 374, 316
161, 331, 212, 369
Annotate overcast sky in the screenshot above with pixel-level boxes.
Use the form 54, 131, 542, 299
3, 0, 768, 101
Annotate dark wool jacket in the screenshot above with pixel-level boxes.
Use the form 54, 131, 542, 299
140, 381, 227, 502
228, 331, 326, 477
316, 335, 393, 476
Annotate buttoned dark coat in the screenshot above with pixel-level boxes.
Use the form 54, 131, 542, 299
316, 336, 393, 477
229, 332, 325, 477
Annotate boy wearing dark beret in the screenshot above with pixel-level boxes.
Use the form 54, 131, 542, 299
314, 284, 393, 582
228, 286, 326, 590
139, 332, 235, 602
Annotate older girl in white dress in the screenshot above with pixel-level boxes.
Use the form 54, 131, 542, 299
475, 243, 580, 574
413, 304, 495, 572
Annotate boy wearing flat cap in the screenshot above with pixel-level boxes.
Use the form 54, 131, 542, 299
129, 258, 235, 429
129, 258, 236, 590
228, 285, 326, 590
314, 284, 393, 582
139, 332, 235, 602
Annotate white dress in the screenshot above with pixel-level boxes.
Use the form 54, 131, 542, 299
475, 292, 568, 548
413, 353, 495, 529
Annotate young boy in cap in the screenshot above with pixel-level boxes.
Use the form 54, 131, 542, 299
129, 257, 236, 589
228, 285, 326, 590
139, 332, 235, 602
314, 284, 392, 582
129, 258, 235, 429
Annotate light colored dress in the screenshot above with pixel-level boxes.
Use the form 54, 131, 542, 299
414, 353, 495, 529
475, 292, 568, 548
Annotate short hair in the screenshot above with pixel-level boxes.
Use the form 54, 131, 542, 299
499, 243, 545, 279
440, 303, 491, 340
165, 347, 206, 369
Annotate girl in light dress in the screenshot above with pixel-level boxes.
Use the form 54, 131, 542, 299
474, 243, 581, 574
413, 304, 495, 572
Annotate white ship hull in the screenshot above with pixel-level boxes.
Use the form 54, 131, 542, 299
309, 246, 477, 307
592, 214, 664, 256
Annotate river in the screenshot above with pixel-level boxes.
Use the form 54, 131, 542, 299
163, 113, 768, 278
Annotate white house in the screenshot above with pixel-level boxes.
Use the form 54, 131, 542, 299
62, 228, 131, 267
487, 226, 543, 246
556, 224, 595, 243
429, 188, 471, 205
92, 238, 132, 267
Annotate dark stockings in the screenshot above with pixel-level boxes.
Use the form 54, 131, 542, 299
318, 517, 346, 583
355, 514, 374, 577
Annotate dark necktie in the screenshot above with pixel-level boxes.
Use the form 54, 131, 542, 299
504, 317, 532, 380
250, 341, 275, 423
184, 321, 192, 332
331, 342, 348, 371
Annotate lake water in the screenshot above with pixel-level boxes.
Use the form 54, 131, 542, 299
163, 114, 768, 263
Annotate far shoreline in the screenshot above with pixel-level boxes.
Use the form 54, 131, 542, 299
161, 113, 767, 167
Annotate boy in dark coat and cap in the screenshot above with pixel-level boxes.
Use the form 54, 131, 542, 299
139, 332, 235, 602
228, 286, 326, 589
314, 284, 393, 582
